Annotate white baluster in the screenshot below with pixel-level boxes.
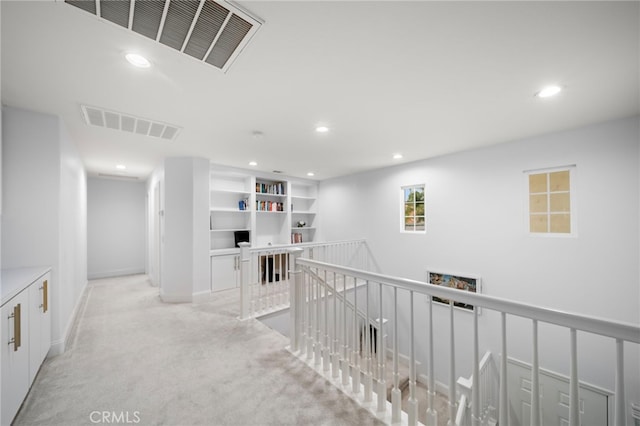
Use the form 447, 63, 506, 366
314, 271, 321, 366
448, 301, 456, 426
531, 320, 541, 426
472, 305, 480, 426
392, 287, 401, 423
364, 280, 373, 403
323, 269, 331, 372
353, 276, 361, 394
499, 312, 509, 426
614, 338, 625, 426
377, 282, 386, 413
332, 271, 340, 379
569, 328, 580, 426
306, 266, 313, 360
408, 291, 418, 426
426, 295, 438, 426
290, 248, 302, 352
342, 274, 350, 386
239, 242, 251, 320
299, 266, 307, 357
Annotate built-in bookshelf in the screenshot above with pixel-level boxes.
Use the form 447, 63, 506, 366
209, 171, 252, 251
209, 167, 319, 251
290, 182, 317, 244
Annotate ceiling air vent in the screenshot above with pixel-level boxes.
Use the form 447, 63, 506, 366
66, 0, 262, 73
81, 104, 181, 141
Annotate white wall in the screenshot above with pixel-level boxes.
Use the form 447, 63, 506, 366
87, 177, 145, 279
1, 106, 87, 355
320, 116, 639, 408
161, 157, 209, 302
146, 167, 164, 288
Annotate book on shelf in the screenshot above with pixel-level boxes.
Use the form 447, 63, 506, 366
256, 181, 285, 195
256, 200, 284, 211
291, 232, 303, 244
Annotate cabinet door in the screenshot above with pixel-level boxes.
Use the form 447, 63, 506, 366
1, 291, 30, 426
211, 255, 239, 292
29, 273, 51, 384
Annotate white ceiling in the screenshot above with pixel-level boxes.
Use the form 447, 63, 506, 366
2, 1, 638, 181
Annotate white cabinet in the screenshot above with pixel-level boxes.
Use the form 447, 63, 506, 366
1, 268, 51, 426
1, 290, 29, 426
28, 274, 50, 383
210, 253, 240, 292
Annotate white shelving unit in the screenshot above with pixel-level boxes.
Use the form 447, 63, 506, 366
290, 182, 318, 244
209, 166, 319, 251
209, 166, 319, 292
209, 172, 252, 252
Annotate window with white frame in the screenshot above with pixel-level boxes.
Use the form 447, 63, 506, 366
401, 184, 425, 232
526, 166, 575, 235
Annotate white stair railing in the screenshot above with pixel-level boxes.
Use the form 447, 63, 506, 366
456, 352, 499, 426
239, 239, 377, 319
289, 254, 640, 426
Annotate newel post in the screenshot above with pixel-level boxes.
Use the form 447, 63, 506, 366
289, 248, 304, 352
239, 242, 251, 320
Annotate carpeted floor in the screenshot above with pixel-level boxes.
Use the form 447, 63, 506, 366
14, 274, 384, 426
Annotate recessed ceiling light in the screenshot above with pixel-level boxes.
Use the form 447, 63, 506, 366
125, 53, 151, 68
315, 126, 330, 133
536, 85, 562, 98
393, 153, 403, 160
307, 172, 315, 177
116, 164, 126, 170
249, 161, 257, 166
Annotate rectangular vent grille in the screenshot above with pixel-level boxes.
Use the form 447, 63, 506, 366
81, 105, 181, 141
66, 0, 262, 73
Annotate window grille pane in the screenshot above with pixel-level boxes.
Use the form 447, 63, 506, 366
529, 173, 547, 193
550, 193, 570, 212
550, 170, 570, 191
550, 214, 571, 233
530, 214, 548, 233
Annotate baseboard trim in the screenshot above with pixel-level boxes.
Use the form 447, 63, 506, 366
192, 290, 213, 303
418, 373, 450, 396
88, 268, 145, 280
49, 279, 89, 357
160, 291, 192, 303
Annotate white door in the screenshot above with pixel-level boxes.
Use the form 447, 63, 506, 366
507, 358, 610, 426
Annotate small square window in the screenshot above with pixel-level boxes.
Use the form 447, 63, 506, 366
525, 166, 575, 236
401, 184, 425, 233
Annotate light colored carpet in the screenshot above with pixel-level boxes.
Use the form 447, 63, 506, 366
14, 274, 384, 426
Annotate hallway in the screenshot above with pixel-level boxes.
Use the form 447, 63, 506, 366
14, 275, 382, 425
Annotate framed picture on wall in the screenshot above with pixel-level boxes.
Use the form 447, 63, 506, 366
426, 269, 481, 313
